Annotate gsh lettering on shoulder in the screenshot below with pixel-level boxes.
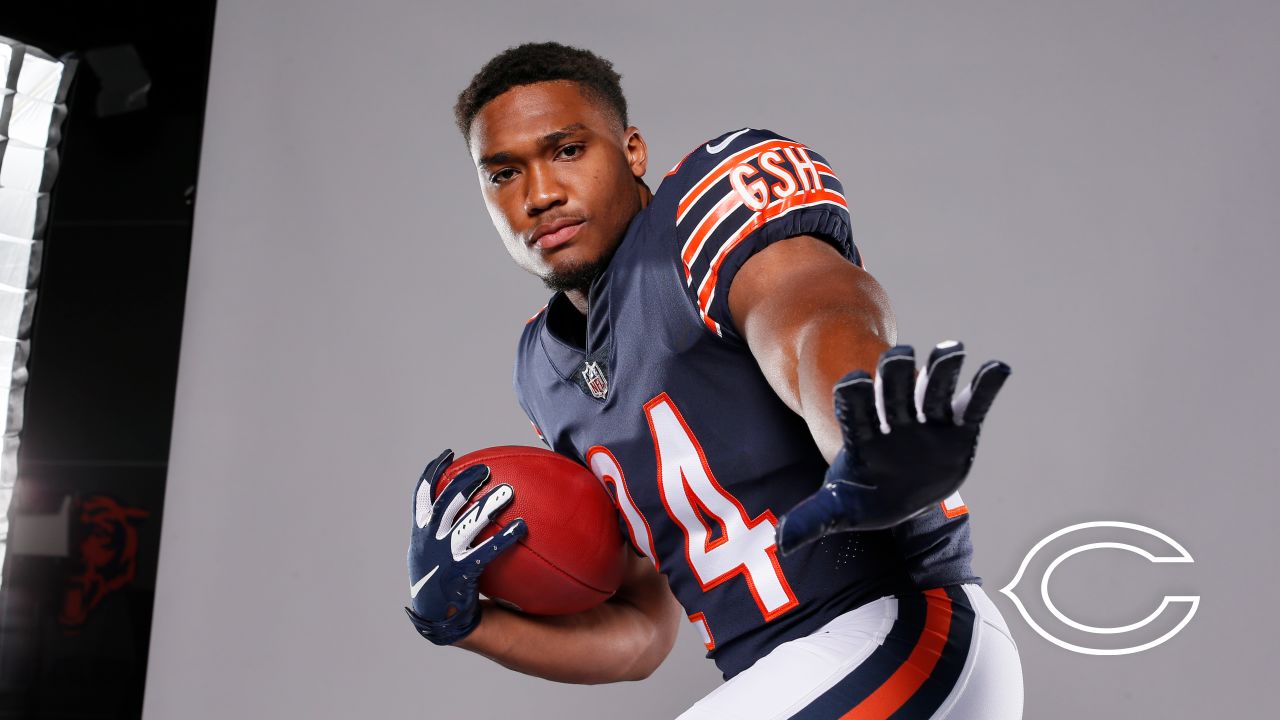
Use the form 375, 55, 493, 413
729, 145, 826, 211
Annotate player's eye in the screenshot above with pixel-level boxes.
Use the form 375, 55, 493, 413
555, 143, 584, 160
488, 168, 517, 185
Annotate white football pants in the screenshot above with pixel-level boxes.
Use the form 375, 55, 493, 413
677, 584, 1023, 720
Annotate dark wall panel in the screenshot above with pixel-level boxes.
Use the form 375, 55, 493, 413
1, 2, 216, 718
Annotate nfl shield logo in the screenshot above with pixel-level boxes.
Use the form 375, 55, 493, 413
582, 361, 608, 400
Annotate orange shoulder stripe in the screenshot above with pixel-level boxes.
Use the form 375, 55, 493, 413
676, 139, 792, 224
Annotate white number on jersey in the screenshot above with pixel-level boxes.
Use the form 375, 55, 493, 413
644, 393, 798, 621
586, 445, 660, 568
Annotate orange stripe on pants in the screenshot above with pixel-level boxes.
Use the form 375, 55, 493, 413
841, 588, 954, 720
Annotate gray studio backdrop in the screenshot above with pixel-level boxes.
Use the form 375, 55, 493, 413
142, 1, 1278, 718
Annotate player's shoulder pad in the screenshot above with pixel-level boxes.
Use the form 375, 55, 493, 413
666, 127, 846, 229
514, 304, 546, 367
512, 303, 548, 426
665, 127, 844, 251
663, 128, 794, 185
664, 128, 853, 337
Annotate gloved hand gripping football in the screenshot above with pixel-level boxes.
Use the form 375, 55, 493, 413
777, 342, 1010, 554
405, 449, 526, 645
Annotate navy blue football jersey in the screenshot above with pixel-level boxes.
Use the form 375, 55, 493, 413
514, 128, 978, 679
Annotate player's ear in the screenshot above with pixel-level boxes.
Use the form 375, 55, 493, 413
623, 127, 648, 179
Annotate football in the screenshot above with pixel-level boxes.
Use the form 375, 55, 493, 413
436, 445, 628, 615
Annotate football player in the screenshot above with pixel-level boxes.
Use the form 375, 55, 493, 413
406, 42, 1024, 719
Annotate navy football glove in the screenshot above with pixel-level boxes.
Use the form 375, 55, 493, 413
777, 342, 1010, 554
404, 449, 526, 646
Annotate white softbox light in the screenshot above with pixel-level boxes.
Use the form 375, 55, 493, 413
0, 36, 75, 572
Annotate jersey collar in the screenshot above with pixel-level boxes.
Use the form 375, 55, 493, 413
538, 266, 614, 382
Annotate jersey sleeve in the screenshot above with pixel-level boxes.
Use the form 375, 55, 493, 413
670, 128, 860, 341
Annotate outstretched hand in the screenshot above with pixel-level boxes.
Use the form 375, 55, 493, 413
776, 341, 1010, 554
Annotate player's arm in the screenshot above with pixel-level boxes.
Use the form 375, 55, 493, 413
456, 551, 684, 684
728, 235, 1011, 548
727, 234, 894, 464
405, 451, 682, 684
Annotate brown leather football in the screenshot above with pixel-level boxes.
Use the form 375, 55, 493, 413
437, 446, 628, 615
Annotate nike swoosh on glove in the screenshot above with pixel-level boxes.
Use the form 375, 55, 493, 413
777, 341, 1010, 554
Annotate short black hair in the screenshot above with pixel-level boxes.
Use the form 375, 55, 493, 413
454, 42, 629, 140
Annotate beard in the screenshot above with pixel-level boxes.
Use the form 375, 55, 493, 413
541, 243, 619, 294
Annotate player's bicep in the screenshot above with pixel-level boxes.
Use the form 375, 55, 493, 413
728, 235, 896, 417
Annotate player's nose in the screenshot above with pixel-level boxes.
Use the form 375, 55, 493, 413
524, 163, 566, 215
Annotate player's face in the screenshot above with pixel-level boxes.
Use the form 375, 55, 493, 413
468, 81, 648, 292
